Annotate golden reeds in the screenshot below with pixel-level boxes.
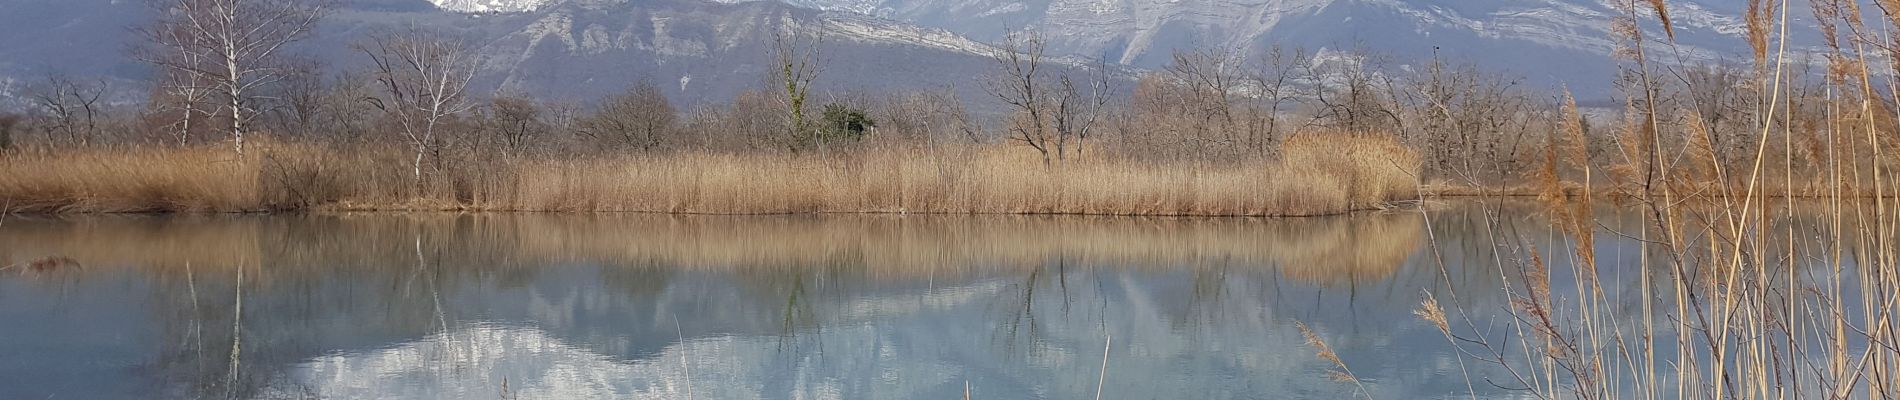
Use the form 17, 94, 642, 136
0, 132, 1421, 216
1414, 0, 1900, 398
1296, 321, 1371, 398
0, 146, 261, 213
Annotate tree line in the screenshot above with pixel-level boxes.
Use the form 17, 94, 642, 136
0, 0, 1803, 187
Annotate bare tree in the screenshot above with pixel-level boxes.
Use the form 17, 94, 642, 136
984, 29, 1056, 165
266, 58, 328, 137
880, 88, 982, 145
138, 0, 330, 155
312, 71, 379, 143
1105, 46, 1309, 160
1674, 62, 1756, 164
1402, 54, 1538, 179
1248, 45, 1311, 155
1167, 47, 1243, 141
983, 30, 1111, 164
146, 24, 216, 146
732, 90, 788, 150
1051, 59, 1111, 160
358, 28, 481, 186
26, 75, 108, 146
1302, 47, 1402, 134
484, 93, 543, 156
1128, 47, 1254, 157
772, 27, 823, 148
940, 90, 983, 145
149, 71, 214, 146
578, 81, 676, 151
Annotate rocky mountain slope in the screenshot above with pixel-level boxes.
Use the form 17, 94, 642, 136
0, 0, 1806, 105
445, 0, 1017, 102
0, 0, 1015, 105
717, 0, 1797, 96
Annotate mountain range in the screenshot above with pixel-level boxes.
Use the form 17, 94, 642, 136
0, 0, 1803, 106
733, 0, 1790, 97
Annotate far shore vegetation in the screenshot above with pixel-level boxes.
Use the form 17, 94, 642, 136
0, 134, 1418, 216
0, 0, 1556, 217
1, 1, 1854, 217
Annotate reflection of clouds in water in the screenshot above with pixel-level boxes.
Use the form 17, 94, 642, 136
273, 280, 1017, 399
279, 323, 709, 399
0, 206, 1581, 399
267, 269, 1479, 399
275, 323, 988, 399
834, 281, 1008, 321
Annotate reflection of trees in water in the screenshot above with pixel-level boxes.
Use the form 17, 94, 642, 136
8, 202, 1865, 398
996, 265, 1044, 358
777, 273, 812, 353
2, 212, 1451, 286
1, 209, 1542, 398
16, 216, 558, 398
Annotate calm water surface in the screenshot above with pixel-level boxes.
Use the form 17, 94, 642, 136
0, 205, 1678, 399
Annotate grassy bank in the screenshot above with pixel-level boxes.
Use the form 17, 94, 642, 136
0, 132, 1420, 216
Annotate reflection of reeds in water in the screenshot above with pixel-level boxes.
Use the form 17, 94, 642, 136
1264, 215, 1425, 285
514, 213, 1426, 286
0, 210, 1439, 398
0, 211, 1427, 286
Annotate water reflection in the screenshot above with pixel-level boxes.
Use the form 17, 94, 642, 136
2, 208, 1569, 399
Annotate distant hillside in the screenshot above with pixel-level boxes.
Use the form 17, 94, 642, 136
0, 0, 1031, 106
0, 0, 1820, 105
720, 0, 1821, 98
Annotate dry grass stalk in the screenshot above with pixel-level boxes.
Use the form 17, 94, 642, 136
1417, 0, 1900, 398
1745, 0, 1773, 66
1413, 292, 1450, 337
1295, 321, 1371, 399
1646, 0, 1676, 41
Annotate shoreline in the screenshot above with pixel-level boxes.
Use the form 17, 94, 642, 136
6, 189, 1875, 218
0, 202, 1426, 218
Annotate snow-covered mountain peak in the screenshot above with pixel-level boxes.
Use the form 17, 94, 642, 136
431, 0, 549, 13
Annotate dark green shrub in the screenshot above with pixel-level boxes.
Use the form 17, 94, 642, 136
817, 103, 874, 143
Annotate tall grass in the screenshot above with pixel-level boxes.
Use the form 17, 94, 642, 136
1356, 1, 1900, 398
0, 131, 1420, 216
0, 146, 261, 213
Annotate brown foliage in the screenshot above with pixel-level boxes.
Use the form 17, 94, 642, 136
578, 81, 677, 152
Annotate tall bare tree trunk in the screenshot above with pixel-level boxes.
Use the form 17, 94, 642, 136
229, 82, 244, 155
414, 144, 426, 193
358, 28, 480, 196
224, 14, 247, 156
138, 0, 328, 157
179, 100, 195, 146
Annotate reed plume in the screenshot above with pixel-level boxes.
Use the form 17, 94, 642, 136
1296, 321, 1371, 399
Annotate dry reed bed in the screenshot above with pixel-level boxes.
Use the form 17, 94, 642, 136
0, 147, 262, 213
0, 133, 1420, 216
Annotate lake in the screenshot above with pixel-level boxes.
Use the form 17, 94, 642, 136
0, 203, 1804, 399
